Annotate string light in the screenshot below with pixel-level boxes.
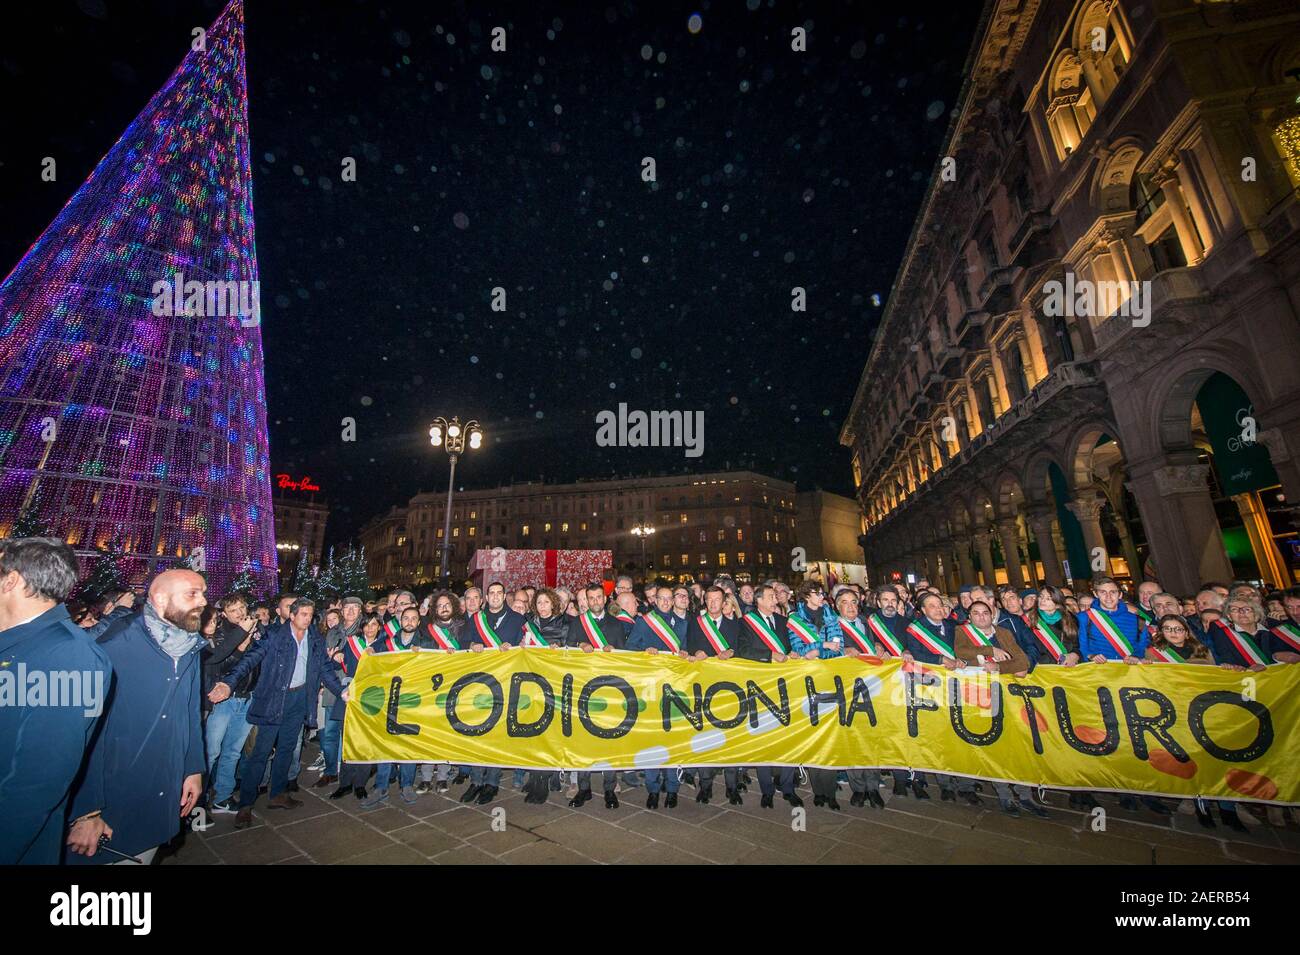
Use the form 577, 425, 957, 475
0, 0, 275, 594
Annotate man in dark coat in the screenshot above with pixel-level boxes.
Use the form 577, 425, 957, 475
0, 538, 113, 865
65, 568, 208, 865
210, 597, 346, 829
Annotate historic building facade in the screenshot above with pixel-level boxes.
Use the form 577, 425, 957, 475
841, 0, 1300, 597
357, 470, 800, 590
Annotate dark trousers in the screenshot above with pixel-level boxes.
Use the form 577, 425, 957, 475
338, 760, 372, 789
758, 766, 796, 797
238, 686, 308, 808
809, 768, 839, 799
577, 771, 617, 792
697, 767, 738, 791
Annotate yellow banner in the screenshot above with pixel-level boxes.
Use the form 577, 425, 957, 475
342, 649, 1300, 804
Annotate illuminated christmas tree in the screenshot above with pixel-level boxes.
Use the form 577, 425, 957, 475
0, 0, 275, 594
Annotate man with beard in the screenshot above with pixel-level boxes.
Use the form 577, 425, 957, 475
626, 587, 689, 808
565, 583, 628, 808
210, 598, 347, 829
360, 607, 435, 809
66, 570, 208, 865
460, 582, 525, 806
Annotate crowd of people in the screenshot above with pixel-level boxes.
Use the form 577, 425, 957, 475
2, 533, 1298, 864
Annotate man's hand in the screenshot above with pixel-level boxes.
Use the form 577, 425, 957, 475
942, 656, 961, 670
772, 652, 787, 662
67, 816, 112, 857
646, 647, 658, 655
1090, 654, 1107, 664
581, 644, 594, 654
1063, 653, 1080, 668
1123, 655, 1141, 666
982, 660, 1000, 674
501, 642, 514, 651
115, 591, 137, 610
991, 648, 1011, 662
601, 644, 613, 653
341, 687, 350, 703
805, 649, 820, 660
719, 649, 734, 660
180, 773, 202, 817
1220, 662, 1245, 671
471, 643, 485, 653
208, 682, 232, 704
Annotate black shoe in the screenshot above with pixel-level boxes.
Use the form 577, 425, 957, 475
912, 781, 930, 800
328, 786, 354, 800
1195, 805, 1216, 829
850, 793, 865, 807
999, 799, 1020, 817
1022, 801, 1048, 819
569, 789, 592, 808
476, 785, 499, 805
961, 791, 982, 807
460, 784, 483, 803
826, 797, 841, 811
1118, 795, 1140, 811
605, 789, 619, 809
740, 771, 753, 785
726, 788, 742, 806
867, 790, 885, 809
354, 786, 367, 800
813, 794, 826, 807
646, 793, 659, 809
697, 784, 712, 804
452, 771, 468, 785
784, 792, 804, 808
1222, 810, 1248, 834
257, 785, 268, 796
760, 794, 774, 808
893, 778, 908, 797
940, 789, 955, 802
665, 792, 678, 809
681, 772, 696, 787
285, 780, 300, 793
1142, 796, 1172, 816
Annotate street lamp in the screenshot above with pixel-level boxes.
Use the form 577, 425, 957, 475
630, 522, 656, 578
429, 416, 483, 586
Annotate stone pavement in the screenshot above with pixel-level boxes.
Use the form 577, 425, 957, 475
163, 746, 1300, 865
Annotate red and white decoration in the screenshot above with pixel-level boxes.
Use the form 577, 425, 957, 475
469, 548, 613, 592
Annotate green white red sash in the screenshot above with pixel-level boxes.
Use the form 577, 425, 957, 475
1270, 621, 1300, 653
521, 620, 549, 648
959, 622, 996, 648
644, 610, 682, 652
426, 622, 460, 650
905, 619, 955, 658
786, 615, 820, 649
1135, 605, 1153, 625
345, 631, 368, 660
1149, 644, 1185, 664
471, 612, 503, 649
698, 614, 731, 654
384, 632, 414, 652
1085, 607, 1135, 657
579, 612, 610, 649
865, 614, 904, 656
838, 617, 875, 655
381, 615, 400, 639
611, 609, 635, 625
1215, 620, 1268, 666
743, 612, 787, 655
1030, 619, 1066, 662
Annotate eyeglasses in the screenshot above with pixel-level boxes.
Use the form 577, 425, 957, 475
1160, 627, 1188, 635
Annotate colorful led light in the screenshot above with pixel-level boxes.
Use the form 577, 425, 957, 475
0, 0, 275, 594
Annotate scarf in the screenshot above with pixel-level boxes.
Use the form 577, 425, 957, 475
143, 602, 202, 661
1039, 609, 1062, 625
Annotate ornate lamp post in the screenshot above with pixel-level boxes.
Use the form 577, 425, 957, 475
630, 522, 656, 579
429, 416, 483, 587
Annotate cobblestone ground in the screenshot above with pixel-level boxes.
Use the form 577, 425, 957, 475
164, 743, 1300, 865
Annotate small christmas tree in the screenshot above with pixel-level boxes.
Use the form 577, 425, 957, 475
81, 535, 127, 603
338, 545, 372, 600
229, 564, 258, 602
8, 489, 54, 539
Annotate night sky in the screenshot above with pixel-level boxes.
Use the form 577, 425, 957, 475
0, 0, 981, 545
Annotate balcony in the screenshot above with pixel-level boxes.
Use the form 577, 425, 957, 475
952, 307, 989, 347
1091, 267, 1210, 354
1007, 210, 1051, 262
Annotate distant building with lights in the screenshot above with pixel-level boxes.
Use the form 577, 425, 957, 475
272, 481, 328, 587
357, 470, 801, 590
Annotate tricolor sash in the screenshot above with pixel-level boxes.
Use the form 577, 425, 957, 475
1136, 606, 1154, 625
643, 610, 682, 652
521, 620, 550, 648
865, 614, 905, 657
838, 617, 875, 655
1085, 607, 1135, 657
612, 609, 635, 625
579, 612, 610, 649
743, 612, 788, 655
345, 631, 368, 660
905, 619, 955, 659
1030, 619, 1066, 663
381, 615, 400, 639
1149, 644, 1185, 664
1215, 620, 1269, 666
786, 615, 820, 649
1270, 621, 1300, 653
958, 622, 996, 648
426, 622, 460, 650
384, 633, 414, 652
471, 612, 504, 649
697, 614, 731, 654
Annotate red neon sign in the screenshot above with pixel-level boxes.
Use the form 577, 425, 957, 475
276, 473, 321, 493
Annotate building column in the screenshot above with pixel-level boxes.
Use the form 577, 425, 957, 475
1232, 491, 1290, 589
1024, 505, 1065, 588
994, 517, 1026, 590
1154, 166, 1204, 265
971, 525, 997, 587
1126, 455, 1233, 597
956, 538, 978, 586
1066, 493, 1109, 580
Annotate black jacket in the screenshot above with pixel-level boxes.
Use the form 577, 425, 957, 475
202, 619, 258, 708
526, 613, 569, 646
736, 611, 788, 663
565, 611, 627, 649
686, 612, 743, 657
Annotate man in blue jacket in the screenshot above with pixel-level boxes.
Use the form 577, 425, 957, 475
66, 568, 208, 864
0, 538, 113, 865
210, 597, 346, 829
1077, 577, 1147, 663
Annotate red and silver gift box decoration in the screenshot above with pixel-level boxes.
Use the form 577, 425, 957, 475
469, 549, 613, 592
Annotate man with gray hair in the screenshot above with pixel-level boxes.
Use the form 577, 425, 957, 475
0, 538, 113, 864
315, 595, 364, 787
211, 596, 346, 829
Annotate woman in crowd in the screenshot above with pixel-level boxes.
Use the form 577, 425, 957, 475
521, 588, 572, 804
